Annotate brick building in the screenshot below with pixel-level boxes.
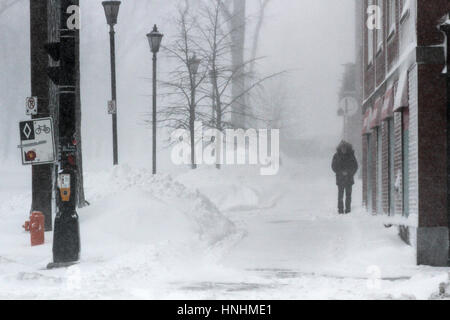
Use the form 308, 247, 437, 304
356, 0, 450, 266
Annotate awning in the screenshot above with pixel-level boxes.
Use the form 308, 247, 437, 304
381, 86, 395, 120
362, 108, 372, 135
394, 71, 409, 111
370, 97, 383, 129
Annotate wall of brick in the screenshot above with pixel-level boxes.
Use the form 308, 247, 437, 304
417, 0, 449, 47
417, 64, 448, 228
364, 0, 376, 100
386, 0, 400, 72
408, 65, 419, 218
375, 0, 386, 87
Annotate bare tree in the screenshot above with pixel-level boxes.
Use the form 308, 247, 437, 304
249, 0, 272, 77
154, 0, 283, 169
219, 0, 247, 128
218, 0, 273, 129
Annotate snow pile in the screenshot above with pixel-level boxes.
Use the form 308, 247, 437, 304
83, 164, 236, 245
176, 154, 300, 213
177, 167, 262, 212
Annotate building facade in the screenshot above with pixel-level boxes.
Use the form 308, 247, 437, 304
357, 0, 450, 266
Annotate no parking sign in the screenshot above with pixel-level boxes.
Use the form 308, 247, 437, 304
26, 97, 38, 116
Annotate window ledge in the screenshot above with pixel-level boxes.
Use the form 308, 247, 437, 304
400, 9, 410, 24
387, 27, 396, 42
376, 43, 384, 56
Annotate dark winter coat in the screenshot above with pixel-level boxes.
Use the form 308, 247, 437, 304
332, 142, 358, 186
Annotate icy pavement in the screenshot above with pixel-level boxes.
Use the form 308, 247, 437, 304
0, 161, 449, 300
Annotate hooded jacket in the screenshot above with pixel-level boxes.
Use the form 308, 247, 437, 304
332, 141, 358, 186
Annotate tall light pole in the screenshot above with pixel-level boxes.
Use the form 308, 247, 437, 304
188, 54, 201, 169
147, 25, 163, 175
102, 1, 121, 166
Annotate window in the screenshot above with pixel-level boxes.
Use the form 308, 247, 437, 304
377, 0, 384, 53
377, 127, 383, 214
402, 109, 409, 217
388, 118, 395, 215
388, 0, 396, 38
367, 134, 373, 213
367, 0, 374, 65
400, 0, 410, 23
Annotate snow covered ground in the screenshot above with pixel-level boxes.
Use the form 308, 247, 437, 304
0, 157, 449, 300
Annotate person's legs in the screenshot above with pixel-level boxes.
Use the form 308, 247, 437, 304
338, 185, 344, 214
345, 185, 353, 213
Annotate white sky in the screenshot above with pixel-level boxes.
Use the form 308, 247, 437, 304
1, 0, 355, 168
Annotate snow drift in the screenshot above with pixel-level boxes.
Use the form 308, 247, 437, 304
83, 164, 236, 245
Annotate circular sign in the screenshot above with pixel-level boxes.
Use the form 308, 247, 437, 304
27, 98, 36, 110
26, 150, 37, 162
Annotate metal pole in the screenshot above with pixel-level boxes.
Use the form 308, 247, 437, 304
443, 24, 450, 252
109, 25, 118, 166
49, 0, 80, 268
152, 52, 157, 175
30, 0, 53, 232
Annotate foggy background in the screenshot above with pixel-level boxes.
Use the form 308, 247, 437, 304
0, 0, 355, 171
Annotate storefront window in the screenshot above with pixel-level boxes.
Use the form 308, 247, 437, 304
367, 134, 373, 213
402, 109, 410, 217
388, 118, 395, 215
377, 127, 383, 214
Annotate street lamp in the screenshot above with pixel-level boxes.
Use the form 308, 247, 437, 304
102, 1, 121, 166
188, 54, 201, 169
147, 25, 163, 175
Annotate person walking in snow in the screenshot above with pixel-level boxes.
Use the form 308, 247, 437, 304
332, 141, 358, 214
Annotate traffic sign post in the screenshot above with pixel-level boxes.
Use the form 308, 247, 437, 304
18, 118, 56, 165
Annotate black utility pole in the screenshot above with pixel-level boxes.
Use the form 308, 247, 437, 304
46, 0, 80, 267
440, 17, 450, 262
102, 1, 121, 166
30, 0, 53, 232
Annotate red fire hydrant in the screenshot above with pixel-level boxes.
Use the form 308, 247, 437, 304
27, 211, 45, 246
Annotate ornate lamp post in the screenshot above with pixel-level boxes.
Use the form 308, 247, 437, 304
147, 25, 163, 174
102, 1, 121, 166
188, 54, 201, 169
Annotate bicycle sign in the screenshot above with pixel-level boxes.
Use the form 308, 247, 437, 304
26, 97, 38, 116
18, 117, 56, 166
35, 124, 51, 135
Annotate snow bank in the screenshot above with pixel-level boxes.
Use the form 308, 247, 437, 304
83, 164, 236, 245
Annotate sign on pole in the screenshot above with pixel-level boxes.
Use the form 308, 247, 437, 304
107, 100, 117, 115
26, 97, 38, 116
18, 117, 56, 165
